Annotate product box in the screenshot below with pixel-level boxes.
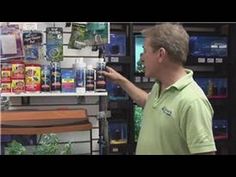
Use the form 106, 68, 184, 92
61, 69, 75, 92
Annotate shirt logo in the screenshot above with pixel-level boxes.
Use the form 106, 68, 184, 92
161, 106, 172, 117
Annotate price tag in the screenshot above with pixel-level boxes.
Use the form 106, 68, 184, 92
207, 58, 214, 63
198, 58, 205, 63
110, 57, 119, 63
142, 77, 148, 82
104, 57, 109, 62
215, 58, 223, 63
149, 78, 156, 82
112, 148, 119, 152
135, 76, 141, 83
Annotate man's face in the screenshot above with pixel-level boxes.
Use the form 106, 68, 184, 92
143, 38, 158, 78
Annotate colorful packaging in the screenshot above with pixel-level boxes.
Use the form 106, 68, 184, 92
61, 69, 75, 92
46, 27, 63, 62
25, 64, 41, 92
68, 23, 87, 49
1, 82, 11, 93
11, 60, 25, 79
23, 31, 43, 60
11, 79, 25, 93
1, 63, 11, 82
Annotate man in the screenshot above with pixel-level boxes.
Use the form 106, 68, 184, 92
103, 23, 216, 155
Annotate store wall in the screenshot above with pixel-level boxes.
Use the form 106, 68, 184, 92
6, 22, 103, 155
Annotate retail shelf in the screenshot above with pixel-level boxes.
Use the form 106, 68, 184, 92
105, 56, 131, 64
214, 135, 228, 141
1, 109, 92, 135
208, 95, 228, 99
1, 92, 108, 97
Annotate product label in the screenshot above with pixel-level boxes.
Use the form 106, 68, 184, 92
76, 69, 85, 88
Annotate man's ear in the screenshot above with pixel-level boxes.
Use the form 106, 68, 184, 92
159, 47, 167, 58
156, 47, 166, 63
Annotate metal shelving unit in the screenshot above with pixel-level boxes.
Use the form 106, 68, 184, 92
1, 92, 108, 97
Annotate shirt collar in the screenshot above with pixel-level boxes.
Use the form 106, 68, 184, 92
155, 69, 194, 91
171, 69, 194, 90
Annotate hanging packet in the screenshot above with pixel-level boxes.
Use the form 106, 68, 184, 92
23, 31, 43, 60
0, 24, 24, 61
46, 27, 63, 62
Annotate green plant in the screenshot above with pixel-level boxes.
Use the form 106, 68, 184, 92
60, 142, 72, 155
5, 134, 72, 155
34, 134, 59, 155
34, 134, 72, 155
5, 140, 26, 155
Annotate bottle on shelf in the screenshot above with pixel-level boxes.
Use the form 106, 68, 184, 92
86, 65, 95, 92
74, 58, 86, 93
51, 62, 61, 92
41, 64, 51, 92
96, 58, 106, 92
